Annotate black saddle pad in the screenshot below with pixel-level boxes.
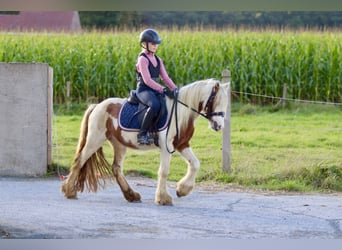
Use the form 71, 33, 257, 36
118, 101, 168, 132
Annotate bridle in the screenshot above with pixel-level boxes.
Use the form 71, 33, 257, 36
189, 85, 225, 120
166, 85, 225, 153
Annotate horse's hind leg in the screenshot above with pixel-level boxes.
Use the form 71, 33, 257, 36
61, 138, 105, 198
176, 147, 200, 197
61, 156, 81, 199
110, 141, 141, 202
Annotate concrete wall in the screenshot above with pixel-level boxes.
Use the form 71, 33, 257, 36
0, 63, 53, 177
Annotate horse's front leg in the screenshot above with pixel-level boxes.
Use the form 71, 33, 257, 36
155, 151, 173, 205
176, 147, 200, 197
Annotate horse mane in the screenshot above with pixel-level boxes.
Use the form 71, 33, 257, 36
175, 78, 219, 129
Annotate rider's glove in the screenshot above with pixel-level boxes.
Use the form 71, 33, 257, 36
163, 88, 178, 99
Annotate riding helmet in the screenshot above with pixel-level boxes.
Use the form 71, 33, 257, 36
139, 29, 162, 44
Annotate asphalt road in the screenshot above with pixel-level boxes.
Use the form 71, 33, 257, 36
1, 176, 341, 239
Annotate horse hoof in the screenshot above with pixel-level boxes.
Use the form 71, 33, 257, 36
63, 192, 78, 199
156, 200, 173, 206
61, 184, 78, 199
65, 195, 78, 199
124, 190, 141, 203
176, 185, 193, 197
155, 197, 173, 206
131, 200, 142, 203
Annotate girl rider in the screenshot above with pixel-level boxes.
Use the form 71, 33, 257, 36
135, 28, 178, 145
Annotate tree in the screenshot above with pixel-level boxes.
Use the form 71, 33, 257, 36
78, 11, 342, 30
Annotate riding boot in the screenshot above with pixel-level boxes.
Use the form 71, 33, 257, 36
137, 108, 155, 145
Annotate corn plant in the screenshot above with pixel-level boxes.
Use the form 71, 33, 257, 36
0, 29, 341, 104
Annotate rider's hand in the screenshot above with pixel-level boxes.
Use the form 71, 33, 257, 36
163, 88, 178, 99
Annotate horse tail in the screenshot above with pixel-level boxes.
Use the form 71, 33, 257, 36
76, 146, 112, 194
75, 104, 97, 155
63, 103, 112, 197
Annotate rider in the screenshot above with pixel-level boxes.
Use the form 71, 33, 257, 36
135, 28, 178, 145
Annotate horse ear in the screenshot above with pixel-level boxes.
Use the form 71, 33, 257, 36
220, 82, 230, 93
220, 82, 230, 95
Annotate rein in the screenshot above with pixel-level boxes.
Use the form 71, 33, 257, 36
165, 86, 225, 154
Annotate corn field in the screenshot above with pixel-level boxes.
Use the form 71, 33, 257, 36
0, 30, 341, 103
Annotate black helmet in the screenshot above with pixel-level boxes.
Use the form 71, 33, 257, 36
139, 29, 162, 44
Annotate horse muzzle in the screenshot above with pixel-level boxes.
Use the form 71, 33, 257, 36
211, 120, 223, 131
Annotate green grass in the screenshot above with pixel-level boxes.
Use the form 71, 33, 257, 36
52, 102, 342, 192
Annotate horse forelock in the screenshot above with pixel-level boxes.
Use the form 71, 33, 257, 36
215, 82, 229, 110
197, 79, 227, 113
180, 79, 215, 106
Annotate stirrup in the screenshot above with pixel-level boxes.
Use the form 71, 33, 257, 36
137, 132, 151, 145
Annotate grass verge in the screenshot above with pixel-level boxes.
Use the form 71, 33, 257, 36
51, 102, 342, 192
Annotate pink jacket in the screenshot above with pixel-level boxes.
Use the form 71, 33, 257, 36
136, 49, 177, 93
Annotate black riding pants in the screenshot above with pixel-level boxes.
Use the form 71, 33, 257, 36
136, 87, 161, 116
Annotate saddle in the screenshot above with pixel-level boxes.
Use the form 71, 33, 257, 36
118, 90, 169, 133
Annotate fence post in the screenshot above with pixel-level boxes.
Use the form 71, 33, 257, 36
66, 81, 71, 110
282, 83, 287, 108
221, 69, 231, 173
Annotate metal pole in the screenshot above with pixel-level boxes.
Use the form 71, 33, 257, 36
221, 69, 231, 173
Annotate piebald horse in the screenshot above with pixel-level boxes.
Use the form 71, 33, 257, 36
61, 79, 229, 205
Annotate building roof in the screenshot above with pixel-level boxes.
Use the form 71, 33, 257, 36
0, 11, 82, 32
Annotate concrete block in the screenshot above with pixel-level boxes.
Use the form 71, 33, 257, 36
0, 63, 53, 176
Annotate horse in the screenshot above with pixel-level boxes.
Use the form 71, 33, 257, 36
61, 78, 229, 205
